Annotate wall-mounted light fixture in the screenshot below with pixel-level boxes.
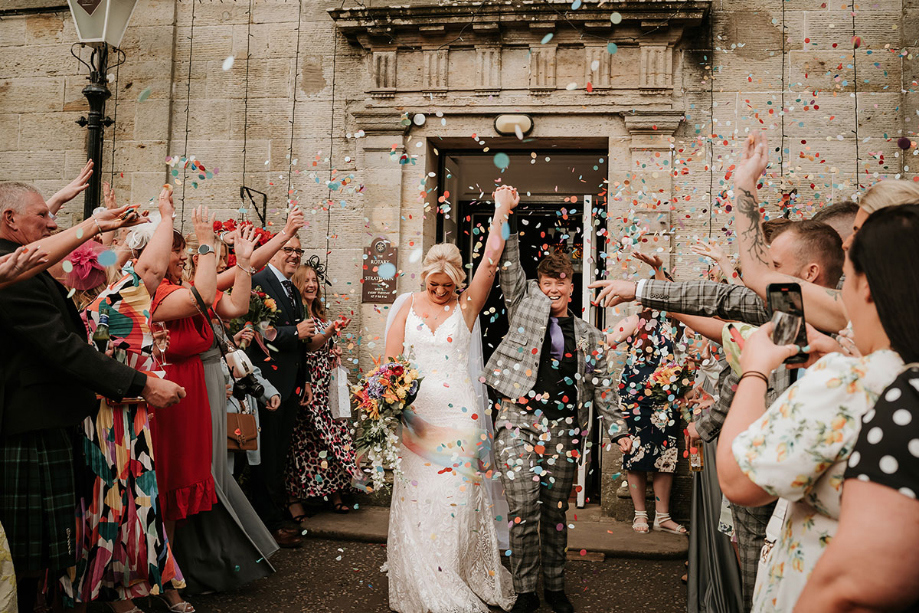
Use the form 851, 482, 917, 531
494, 114, 534, 138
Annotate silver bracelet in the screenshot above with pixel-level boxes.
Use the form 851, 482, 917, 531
90, 214, 104, 235
235, 262, 255, 275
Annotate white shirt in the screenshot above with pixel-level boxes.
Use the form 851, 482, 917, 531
267, 263, 290, 284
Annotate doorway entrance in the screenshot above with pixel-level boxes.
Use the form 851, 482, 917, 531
437, 150, 608, 506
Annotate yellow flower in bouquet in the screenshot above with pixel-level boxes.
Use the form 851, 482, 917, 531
264, 297, 277, 311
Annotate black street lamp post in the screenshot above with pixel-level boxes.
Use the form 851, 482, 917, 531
67, 0, 138, 219
74, 44, 115, 221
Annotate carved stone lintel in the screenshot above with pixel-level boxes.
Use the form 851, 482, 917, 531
639, 45, 673, 92
352, 109, 411, 136
529, 46, 556, 95
422, 48, 449, 96
622, 110, 684, 138
475, 46, 502, 96
370, 51, 397, 99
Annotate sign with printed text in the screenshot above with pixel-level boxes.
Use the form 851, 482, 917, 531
361, 238, 398, 304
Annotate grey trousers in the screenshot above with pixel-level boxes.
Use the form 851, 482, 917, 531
495, 401, 579, 593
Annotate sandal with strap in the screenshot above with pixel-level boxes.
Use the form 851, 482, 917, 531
653, 511, 688, 535
632, 510, 650, 534
156, 593, 196, 613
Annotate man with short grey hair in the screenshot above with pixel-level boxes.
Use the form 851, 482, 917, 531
0, 181, 185, 609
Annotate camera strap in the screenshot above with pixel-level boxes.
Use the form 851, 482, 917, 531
190, 285, 240, 386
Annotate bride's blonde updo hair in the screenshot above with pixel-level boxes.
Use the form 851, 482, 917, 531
420, 243, 466, 290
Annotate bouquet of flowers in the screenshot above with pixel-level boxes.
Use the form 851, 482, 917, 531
214, 218, 274, 268
351, 355, 423, 492
226, 286, 280, 353
645, 359, 693, 405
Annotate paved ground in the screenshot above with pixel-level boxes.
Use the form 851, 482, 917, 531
164, 538, 687, 613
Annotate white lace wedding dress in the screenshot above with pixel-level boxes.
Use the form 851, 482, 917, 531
386, 302, 516, 613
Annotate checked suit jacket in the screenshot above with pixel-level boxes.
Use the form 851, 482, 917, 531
483, 229, 626, 440
638, 279, 789, 442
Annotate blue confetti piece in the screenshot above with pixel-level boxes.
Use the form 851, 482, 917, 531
493, 152, 510, 169
98, 250, 117, 267
378, 262, 397, 279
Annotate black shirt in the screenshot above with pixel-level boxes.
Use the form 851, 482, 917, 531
527, 316, 579, 421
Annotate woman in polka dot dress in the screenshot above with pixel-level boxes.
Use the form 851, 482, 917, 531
717, 204, 919, 612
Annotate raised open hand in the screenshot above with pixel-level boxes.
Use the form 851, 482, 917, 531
734, 132, 769, 191
94, 204, 148, 232
49, 160, 94, 210
690, 241, 726, 262
156, 186, 175, 220
234, 225, 257, 263
0, 245, 48, 286
632, 251, 664, 271
284, 205, 305, 235
192, 206, 216, 245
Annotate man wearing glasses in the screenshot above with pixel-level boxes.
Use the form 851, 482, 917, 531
247, 235, 315, 548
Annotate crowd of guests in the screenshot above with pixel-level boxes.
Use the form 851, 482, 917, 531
0, 164, 355, 612
592, 132, 919, 612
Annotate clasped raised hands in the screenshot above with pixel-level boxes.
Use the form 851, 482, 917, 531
493, 185, 519, 211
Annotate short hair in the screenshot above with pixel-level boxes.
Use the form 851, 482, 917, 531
812, 200, 859, 224
762, 218, 793, 244
849, 204, 919, 363
420, 243, 466, 289
783, 220, 845, 287
859, 180, 919, 214
0, 182, 42, 216
537, 250, 574, 281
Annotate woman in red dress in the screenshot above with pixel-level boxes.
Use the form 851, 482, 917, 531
149, 206, 220, 613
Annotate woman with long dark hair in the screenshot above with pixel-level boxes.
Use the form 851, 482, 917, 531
286, 257, 353, 523
794, 204, 919, 612
718, 204, 919, 611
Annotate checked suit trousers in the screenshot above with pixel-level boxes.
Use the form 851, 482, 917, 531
496, 402, 579, 593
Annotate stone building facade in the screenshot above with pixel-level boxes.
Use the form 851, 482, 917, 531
1, 0, 916, 518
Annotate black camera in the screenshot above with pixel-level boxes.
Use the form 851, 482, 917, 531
232, 374, 265, 400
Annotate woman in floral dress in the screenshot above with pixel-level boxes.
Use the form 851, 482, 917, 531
608, 308, 689, 535
286, 259, 353, 521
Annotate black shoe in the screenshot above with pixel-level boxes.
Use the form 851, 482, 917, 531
544, 588, 575, 613
507, 591, 540, 613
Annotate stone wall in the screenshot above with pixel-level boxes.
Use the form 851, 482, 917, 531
1, 0, 916, 520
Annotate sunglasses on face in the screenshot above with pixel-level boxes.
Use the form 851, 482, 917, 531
281, 247, 304, 257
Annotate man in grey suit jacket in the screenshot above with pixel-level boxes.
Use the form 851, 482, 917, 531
485, 226, 626, 613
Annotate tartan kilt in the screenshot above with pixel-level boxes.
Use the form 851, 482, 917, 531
0, 428, 77, 573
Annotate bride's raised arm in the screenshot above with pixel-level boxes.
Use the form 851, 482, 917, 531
459, 185, 519, 329
384, 296, 412, 360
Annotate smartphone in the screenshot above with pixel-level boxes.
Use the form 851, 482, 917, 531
766, 283, 809, 364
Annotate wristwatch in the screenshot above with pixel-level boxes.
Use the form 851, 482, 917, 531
197, 244, 215, 256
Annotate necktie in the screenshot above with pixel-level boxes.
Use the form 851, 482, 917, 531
281, 279, 297, 312
548, 317, 564, 361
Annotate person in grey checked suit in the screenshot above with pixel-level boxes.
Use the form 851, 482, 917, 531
484, 221, 627, 613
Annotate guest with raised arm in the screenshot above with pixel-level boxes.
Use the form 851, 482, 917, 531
729, 131, 919, 333
716, 204, 918, 612
171, 225, 280, 596
0, 181, 185, 612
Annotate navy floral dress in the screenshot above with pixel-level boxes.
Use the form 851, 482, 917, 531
285, 318, 359, 499
619, 313, 683, 473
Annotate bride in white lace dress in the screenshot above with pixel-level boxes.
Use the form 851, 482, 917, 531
383, 187, 519, 613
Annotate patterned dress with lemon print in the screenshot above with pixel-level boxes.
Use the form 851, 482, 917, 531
731, 349, 903, 613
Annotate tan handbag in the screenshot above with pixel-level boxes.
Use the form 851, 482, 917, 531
227, 400, 258, 451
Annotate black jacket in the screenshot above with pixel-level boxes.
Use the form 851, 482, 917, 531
0, 238, 146, 437
246, 266, 309, 401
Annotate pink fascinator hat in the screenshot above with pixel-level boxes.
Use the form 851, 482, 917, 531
64, 241, 108, 291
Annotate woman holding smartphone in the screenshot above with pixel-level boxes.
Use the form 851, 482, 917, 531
717, 204, 919, 612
